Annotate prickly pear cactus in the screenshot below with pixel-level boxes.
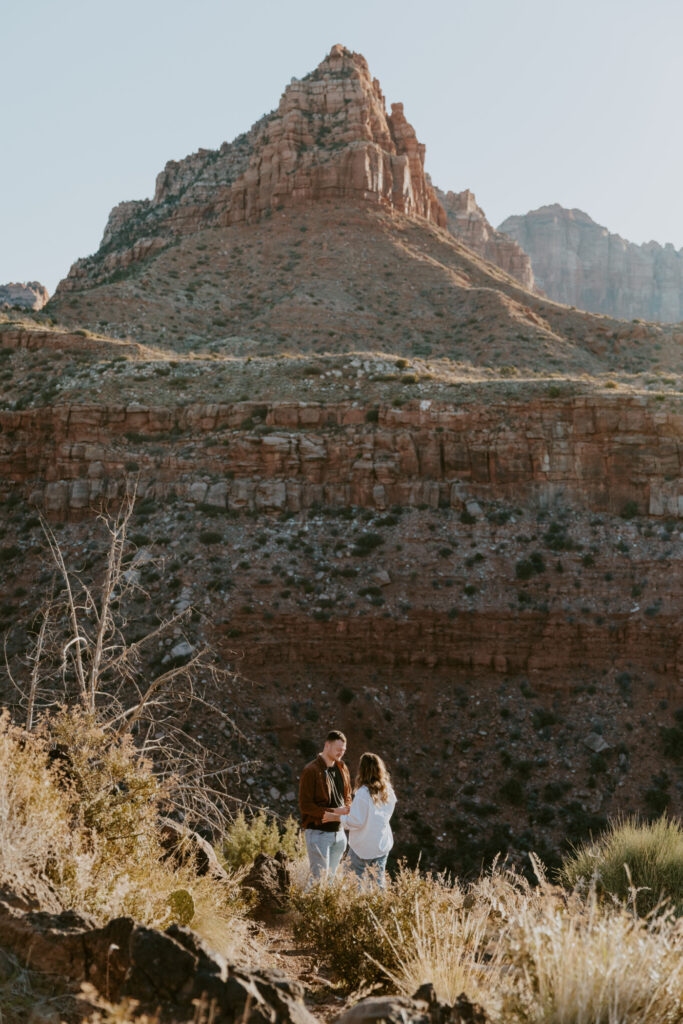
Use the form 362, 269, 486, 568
166, 888, 195, 925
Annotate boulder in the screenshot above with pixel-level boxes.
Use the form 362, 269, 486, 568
335, 985, 489, 1024
158, 817, 230, 881
241, 851, 292, 917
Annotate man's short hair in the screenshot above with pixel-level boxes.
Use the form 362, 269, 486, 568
326, 730, 347, 744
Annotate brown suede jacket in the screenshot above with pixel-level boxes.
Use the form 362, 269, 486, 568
298, 754, 352, 831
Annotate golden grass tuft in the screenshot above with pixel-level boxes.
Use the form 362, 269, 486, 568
560, 814, 683, 916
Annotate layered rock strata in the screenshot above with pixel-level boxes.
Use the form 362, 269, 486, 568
499, 204, 683, 322
55, 45, 446, 295
1, 395, 680, 519
220, 608, 680, 682
0, 281, 49, 310
436, 188, 535, 291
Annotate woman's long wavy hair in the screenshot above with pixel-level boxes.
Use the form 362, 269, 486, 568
355, 752, 393, 805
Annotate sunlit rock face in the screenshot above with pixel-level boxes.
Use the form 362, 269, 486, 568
436, 188, 535, 291
53, 45, 446, 298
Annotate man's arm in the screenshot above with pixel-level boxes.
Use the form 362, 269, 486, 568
298, 765, 328, 825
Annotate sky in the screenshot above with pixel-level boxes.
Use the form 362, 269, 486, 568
2, 0, 682, 294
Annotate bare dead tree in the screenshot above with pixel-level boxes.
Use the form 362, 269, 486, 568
3, 490, 248, 834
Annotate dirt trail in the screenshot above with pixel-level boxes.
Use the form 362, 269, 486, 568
265, 918, 349, 1023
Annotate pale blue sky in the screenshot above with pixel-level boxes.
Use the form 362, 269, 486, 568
2, 0, 681, 294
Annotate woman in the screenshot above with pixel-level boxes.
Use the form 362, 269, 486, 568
324, 752, 396, 888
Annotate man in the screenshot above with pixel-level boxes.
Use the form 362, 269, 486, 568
298, 729, 351, 886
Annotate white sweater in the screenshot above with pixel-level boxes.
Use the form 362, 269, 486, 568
343, 785, 396, 859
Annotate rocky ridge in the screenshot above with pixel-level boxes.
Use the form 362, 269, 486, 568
499, 204, 683, 322
55, 45, 445, 297
436, 188, 535, 291
1, 392, 680, 521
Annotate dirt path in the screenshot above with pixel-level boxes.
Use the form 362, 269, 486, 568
264, 917, 349, 1023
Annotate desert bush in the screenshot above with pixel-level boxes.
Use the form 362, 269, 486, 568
45, 706, 161, 855
292, 864, 462, 989
560, 815, 683, 915
220, 809, 304, 869
352, 532, 383, 556
0, 709, 73, 881
0, 710, 254, 962
515, 552, 545, 579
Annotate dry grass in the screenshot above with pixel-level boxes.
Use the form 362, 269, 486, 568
375, 898, 503, 1010
293, 852, 683, 1023
501, 885, 683, 1024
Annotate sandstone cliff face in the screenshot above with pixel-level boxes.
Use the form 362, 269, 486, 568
0, 282, 49, 310
1, 395, 679, 520
499, 204, 683, 322
436, 189, 535, 291
55, 45, 446, 295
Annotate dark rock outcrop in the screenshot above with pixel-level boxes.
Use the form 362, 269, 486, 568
241, 852, 292, 917
335, 985, 489, 1024
0, 891, 316, 1024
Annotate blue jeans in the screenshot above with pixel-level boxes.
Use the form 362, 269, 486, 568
347, 847, 388, 889
305, 828, 347, 887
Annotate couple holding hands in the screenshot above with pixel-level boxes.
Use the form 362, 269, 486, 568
298, 729, 396, 888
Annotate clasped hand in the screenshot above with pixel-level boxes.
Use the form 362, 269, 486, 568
322, 805, 350, 823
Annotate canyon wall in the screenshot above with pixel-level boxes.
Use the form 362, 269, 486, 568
498, 205, 683, 322
1, 395, 680, 519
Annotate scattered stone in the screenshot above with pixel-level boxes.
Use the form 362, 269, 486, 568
583, 732, 610, 753
170, 640, 194, 660
465, 500, 483, 518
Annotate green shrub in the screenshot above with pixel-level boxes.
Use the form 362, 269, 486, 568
292, 864, 461, 988
543, 522, 577, 551
352, 532, 383, 556
220, 810, 303, 869
500, 777, 525, 805
660, 725, 683, 760
560, 815, 683, 916
515, 552, 545, 579
199, 530, 223, 544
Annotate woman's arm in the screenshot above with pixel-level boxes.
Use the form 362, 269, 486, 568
343, 789, 370, 831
